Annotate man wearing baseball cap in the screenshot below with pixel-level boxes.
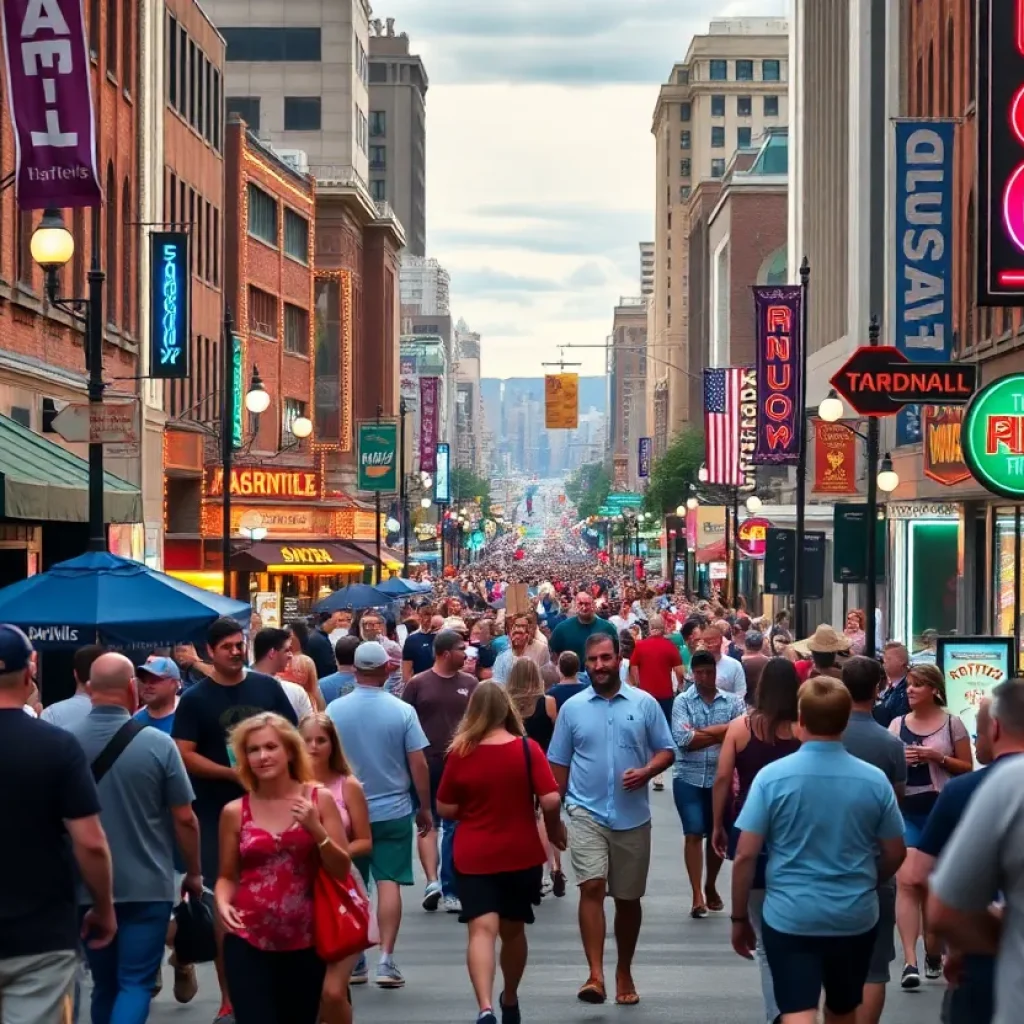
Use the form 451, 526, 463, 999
135, 657, 182, 735
0, 625, 116, 1021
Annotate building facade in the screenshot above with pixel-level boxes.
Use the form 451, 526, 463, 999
454, 319, 483, 474
610, 298, 648, 491
639, 241, 655, 297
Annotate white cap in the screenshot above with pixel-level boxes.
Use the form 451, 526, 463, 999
354, 641, 389, 671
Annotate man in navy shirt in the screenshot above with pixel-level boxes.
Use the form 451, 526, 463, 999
401, 607, 442, 683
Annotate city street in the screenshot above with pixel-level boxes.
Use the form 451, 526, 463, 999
149, 794, 945, 1023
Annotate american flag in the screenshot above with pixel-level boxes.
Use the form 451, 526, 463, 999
704, 367, 744, 485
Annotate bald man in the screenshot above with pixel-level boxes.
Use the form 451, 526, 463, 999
69, 653, 201, 1015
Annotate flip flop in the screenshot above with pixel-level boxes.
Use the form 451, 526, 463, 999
690, 906, 709, 919
615, 990, 641, 1006
577, 981, 607, 1004
706, 896, 725, 913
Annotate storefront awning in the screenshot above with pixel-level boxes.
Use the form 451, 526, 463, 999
0, 413, 141, 523
231, 542, 365, 573
338, 540, 405, 571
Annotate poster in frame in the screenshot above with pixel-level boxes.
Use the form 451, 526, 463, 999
935, 635, 1015, 748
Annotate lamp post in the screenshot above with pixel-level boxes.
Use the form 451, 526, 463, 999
398, 397, 409, 577
793, 257, 811, 637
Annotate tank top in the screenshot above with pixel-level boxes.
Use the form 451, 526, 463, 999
232, 792, 318, 951
325, 775, 353, 839
734, 717, 800, 813
522, 695, 554, 753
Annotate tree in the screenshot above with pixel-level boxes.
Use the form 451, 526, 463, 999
450, 467, 491, 518
566, 461, 611, 520
643, 428, 706, 514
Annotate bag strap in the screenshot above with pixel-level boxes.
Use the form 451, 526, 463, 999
91, 719, 145, 784
522, 735, 533, 806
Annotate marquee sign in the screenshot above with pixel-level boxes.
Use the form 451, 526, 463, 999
962, 374, 1024, 498
752, 285, 803, 465
148, 232, 190, 379
206, 467, 320, 500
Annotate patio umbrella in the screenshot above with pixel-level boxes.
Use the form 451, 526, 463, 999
376, 576, 433, 597
314, 583, 392, 613
0, 551, 252, 650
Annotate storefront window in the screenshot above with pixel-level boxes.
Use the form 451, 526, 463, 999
313, 279, 341, 442
994, 511, 1024, 658
907, 521, 958, 647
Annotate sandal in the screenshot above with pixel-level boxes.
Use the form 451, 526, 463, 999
690, 906, 709, 919
577, 980, 607, 1004
616, 991, 641, 1006
705, 896, 725, 913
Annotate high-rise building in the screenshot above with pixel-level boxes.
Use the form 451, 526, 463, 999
400, 256, 450, 316
640, 242, 655, 296
454, 320, 483, 474
368, 18, 428, 256
610, 298, 648, 491
649, 17, 788, 449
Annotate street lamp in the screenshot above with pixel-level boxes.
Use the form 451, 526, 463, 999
686, 496, 699, 510
745, 495, 763, 513
244, 366, 271, 413
698, 464, 709, 484
30, 209, 76, 269
420, 497, 432, 509
290, 414, 313, 439
877, 454, 900, 494
818, 389, 845, 424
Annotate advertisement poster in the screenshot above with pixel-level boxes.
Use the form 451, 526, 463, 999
638, 437, 652, 478
357, 420, 398, 492
419, 376, 439, 473
752, 286, 803, 465
694, 506, 727, 561
937, 636, 1015, 744
434, 443, 451, 504
812, 420, 857, 494
545, 373, 579, 429
254, 592, 281, 629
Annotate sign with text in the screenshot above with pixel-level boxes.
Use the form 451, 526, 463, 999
923, 405, 971, 487
833, 504, 886, 584
813, 420, 857, 494
1, 0, 102, 209
753, 285, 803, 465
148, 233, 190, 379
894, 120, 955, 443
357, 420, 398, 492
207, 468, 319, 500
638, 437, 652, 478
419, 376, 439, 473
764, 529, 826, 599
434, 443, 450, 504
736, 516, 771, 559
231, 335, 244, 449
739, 366, 758, 491
962, 373, 1024, 499
937, 636, 1015, 746
545, 373, 579, 430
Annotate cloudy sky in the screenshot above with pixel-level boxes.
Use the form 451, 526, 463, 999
380, 0, 786, 378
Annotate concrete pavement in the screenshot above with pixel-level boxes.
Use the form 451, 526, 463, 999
148, 791, 945, 1023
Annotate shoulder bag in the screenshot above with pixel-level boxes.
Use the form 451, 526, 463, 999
91, 719, 145, 784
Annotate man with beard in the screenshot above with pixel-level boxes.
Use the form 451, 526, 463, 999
548, 633, 675, 1007
549, 591, 619, 664
492, 614, 534, 685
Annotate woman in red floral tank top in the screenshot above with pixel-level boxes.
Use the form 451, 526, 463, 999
215, 712, 351, 1024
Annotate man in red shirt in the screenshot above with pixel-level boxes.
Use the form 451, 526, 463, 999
629, 615, 684, 792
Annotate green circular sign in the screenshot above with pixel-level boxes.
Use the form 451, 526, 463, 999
962, 374, 1024, 499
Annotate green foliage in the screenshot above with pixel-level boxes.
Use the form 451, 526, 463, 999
643, 428, 706, 514
566, 461, 611, 520
450, 467, 492, 518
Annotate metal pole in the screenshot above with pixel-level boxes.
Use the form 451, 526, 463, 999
375, 403, 383, 584
399, 398, 409, 577
793, 257, 810, 635
865, 314, 880, 659
732, 487, 741, 608
86, 205, 106, 551
221, 309, 234, 597
439, 506, 446, 580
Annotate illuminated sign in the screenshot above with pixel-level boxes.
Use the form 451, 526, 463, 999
434, 443, 451, 504
736, 516, 771, 559
978, 1, 1024, 305
753, 285, 803, 465
738, 367, 757, 491
207, 468, 319, 499
148, 232, 190, 379
278, 547, 335, 565
923, 406, 971, 487
962, 374, 1024, 498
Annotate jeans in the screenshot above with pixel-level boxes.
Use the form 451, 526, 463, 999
439, 818, 458, 898
80, 901, 172, 1024
748, 890, 780, 1024
223, 935, 325, 1024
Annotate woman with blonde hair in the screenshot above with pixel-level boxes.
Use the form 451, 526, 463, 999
506, 658, 551, 751
216, 713, 352, 1024
300, 713, 373, 1020
436, 683, 565, 1024
280, 651, 326, 711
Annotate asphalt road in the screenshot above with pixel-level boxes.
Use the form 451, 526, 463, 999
148, 792, 946, 1023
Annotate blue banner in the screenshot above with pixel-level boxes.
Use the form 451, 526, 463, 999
894, 120, 955, 445
638, 436, 652, 478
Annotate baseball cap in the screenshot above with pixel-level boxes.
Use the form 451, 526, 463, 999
354, 641, 390, 671
0, 624, 33, 673
137, 656, 182, 683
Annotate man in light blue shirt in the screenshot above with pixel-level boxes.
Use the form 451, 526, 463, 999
731, 676, 906, 1022
548, 632, 675, 1007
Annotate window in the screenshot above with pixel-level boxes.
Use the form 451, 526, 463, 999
283, 398, 308, 437
711, 126, 725, 149
676, 68, 689, 85
927, 44, 934, 115
105, 164, 117, 323
284, 97, 321, 131
248, 287, 278, 338
680, 159, 691, 177
196, 55, 206, 136
737, 95, 752, 117
369, 62, 387, 83
121, 180, 132, 333
212, 207, 220, 285
188, 40, 196, 128
284, 209, 309, 262
122, 0, 132, 92
89, 0, 99, 56
369, 145, 386, 170
204, 59, 212, 141
284, 306, 309, 355
736, 59, 753, 80
355, 108, 367, 154
168, 16, 177, 107
711, 158, 726, 178
680, 130, 691, 149
227, 96, 261, 128
762, 59, 781, 82
106, 0, 118, 77
679, 185, 691, 201
680, 102, 691, 121
15, 209, 33, 287
764, 95, 779, 117
354, 37, 368, 85
212, 70, 221, 149
221, 27, 321, 62
178, 25, 186, 114
247, 184, 278, 245
946, 18, 955, 114
709, 59, 727, 80
737, 126, 752, 149
370, 179, 386, 201
711, 94, 725, 117
369, 110, 386, 136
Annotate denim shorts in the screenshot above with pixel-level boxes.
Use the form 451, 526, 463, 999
672, 778, 714, 836
902, 812, 929, 849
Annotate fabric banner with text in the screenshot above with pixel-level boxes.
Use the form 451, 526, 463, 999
753, 285, 803, 465
419, 377, 439, 473
812, 421, 858, 494
545, 373, 579, 429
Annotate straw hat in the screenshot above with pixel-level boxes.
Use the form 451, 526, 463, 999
792, 624, 852, 656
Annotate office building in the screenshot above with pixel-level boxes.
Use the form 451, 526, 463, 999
610, 298, 648, 491
640, 242, 655, 296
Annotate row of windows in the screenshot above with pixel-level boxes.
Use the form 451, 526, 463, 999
167, 15, 223, 151
248, 286, 310, 358
167, 170, 221, 288
247, 183, 310, 263
222, 27, 321, 62
166, 335, 222, 423
680, 95, 778, 121
87, 0, 134, 94
707, 58, 781, 82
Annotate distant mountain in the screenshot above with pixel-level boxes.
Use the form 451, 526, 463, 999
480, 377, 607, 436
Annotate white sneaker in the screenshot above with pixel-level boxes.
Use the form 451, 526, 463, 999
422, 880, 442, 911
444, 895, 462, 914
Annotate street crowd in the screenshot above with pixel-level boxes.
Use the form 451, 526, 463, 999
0, 532, 1018, 1024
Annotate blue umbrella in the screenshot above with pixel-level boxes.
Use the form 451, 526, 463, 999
0, 551, 252, 650
376, 576, 433, 597
314, 583, 392, 613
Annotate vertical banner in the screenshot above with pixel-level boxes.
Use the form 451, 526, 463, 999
637, 437, 652, 478
894, 120, 955, 444
434, 443, 451, 503
231, 335, 244, 450
149, 233, 191, 379
694, 506, 727, 560
704, 368, 745, 484
922, 405, 971, 486
752, 286, 803, 465
357, 420, 398, 492
545, 373, 579, 429
738, 367, 758, 492
419, 376, 439, 473
812, 420, 858, 494
0, 0, 102, 208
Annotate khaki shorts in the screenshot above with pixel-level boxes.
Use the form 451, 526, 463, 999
566, 805, 651, 901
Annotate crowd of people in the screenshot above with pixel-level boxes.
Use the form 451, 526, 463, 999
0, 537, 1017, 1024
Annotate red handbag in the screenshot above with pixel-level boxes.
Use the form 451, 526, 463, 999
313, 865, 374, 962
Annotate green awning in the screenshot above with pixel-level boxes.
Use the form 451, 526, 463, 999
0, 413, 141, 523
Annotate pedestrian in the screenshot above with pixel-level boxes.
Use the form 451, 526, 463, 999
844, 610, 867, 656
328, 641, 434, 987
697, 623, 747, 699
874, 642, 911, 727
309, 612, 346, 680
731, 676, 907, 1024
547, 633, 676, 1005
840, 656, 908, 1024
0, 625, 116, 1024
492, 615, 533, 685
403, 629, 478, 914
469, 619, 497, 681
318, 636, 362, 706
134, 656, 182, 734
40, 643, 105, 729
300, 712, 373, 1024
279, 650, 326, 712
672, 650, 745, 918
888, 661, 973, 988
727, 616, 751, 662
172, 616, 298, 1023
791, 625, 850, 683
215, 713, 351, 1024
251, 627, 315, 720
740, 632, 770, 706
548, 591, 618, 663
711, 656, 800, 1024
544, 651, 586, 720
359, 611, 405, 695
70, 652, 202, 1024
628, 614, 685, 731
437, 683, 566, 1024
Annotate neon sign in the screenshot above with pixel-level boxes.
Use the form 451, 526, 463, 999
148, 232, 190, 379
752, 285, 803, 465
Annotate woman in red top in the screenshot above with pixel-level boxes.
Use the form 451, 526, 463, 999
437, 682, 566, 1024
215, 713, 351, 1024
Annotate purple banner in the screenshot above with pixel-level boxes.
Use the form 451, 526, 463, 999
2, 0, 102, 209
638, 436, 652, 478
419, 376, 439, 473
752, 285, 803, 465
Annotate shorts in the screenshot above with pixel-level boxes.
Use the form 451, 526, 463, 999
866, 884, 897, 985
902, 813, 929, 849
761, 919, 878, 1016
566, 805, 651, 901
353, 815, 414, 886
673, 778, 714, 837
455, 866, 544, 925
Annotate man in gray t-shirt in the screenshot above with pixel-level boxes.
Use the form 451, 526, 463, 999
930, 756, 1024, 1024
